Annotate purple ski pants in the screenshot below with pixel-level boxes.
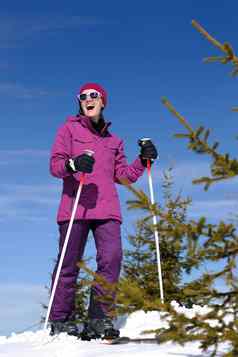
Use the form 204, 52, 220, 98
49, 219, 122, 321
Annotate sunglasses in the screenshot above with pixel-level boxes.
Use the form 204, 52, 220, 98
78, 91, 102, 101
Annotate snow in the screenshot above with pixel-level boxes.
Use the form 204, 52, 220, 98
0, 308, 229, 357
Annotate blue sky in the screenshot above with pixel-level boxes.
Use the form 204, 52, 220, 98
1, 0, 238, 335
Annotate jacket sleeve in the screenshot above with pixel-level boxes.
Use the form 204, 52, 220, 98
50, 124, 72, 179
114, 140, 145, 184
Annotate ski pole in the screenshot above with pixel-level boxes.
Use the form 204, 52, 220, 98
44, 149, 94, 330
139, 138, 164, 303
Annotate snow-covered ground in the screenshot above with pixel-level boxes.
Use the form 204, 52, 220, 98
0, 306, 229, 357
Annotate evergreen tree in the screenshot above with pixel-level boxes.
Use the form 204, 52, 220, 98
119, 168, 192, 312
156, 20, 238, 357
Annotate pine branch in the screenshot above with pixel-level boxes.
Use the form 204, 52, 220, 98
161, 97, 238, 189
191, 20, 238, 77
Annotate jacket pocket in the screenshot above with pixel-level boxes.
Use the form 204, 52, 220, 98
103, 141, 118, 154
74, 138, 93, 144
100, 142, 118, 176
72, 138, 94, 156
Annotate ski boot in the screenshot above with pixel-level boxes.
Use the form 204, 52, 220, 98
80, 318, 120, 341
50, 319, 79, 337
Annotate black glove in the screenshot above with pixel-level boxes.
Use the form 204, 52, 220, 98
139, 139, 158, 167
66, 154, 95, 174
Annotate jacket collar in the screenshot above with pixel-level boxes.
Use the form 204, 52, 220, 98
76, 115, 111, 137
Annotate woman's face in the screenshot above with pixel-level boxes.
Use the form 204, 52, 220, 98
80, 89, 104, 121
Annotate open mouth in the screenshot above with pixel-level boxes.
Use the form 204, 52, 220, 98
86, 105, 95, 111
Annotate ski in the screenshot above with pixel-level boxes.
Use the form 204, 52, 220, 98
101, 336, 159, 345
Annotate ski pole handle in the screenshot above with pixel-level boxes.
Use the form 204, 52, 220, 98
138, 137, 152, 146
77, 150, 94, 185
80, 149, 95, 180
138, 137, 156, 169
84, 149, 94, 157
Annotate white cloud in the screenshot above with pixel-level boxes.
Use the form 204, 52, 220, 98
0, 149, 57, 221
168, 160, 211, 181
0, 149, 50, 166
0, 149, 49, 158
0, 82, 60, 99
116, 160, 238, 228
189, 199, 238, 221
0, 15, 109, 48
0, 283, 47, 336
0, 183, 60, 221
126, 160, 211, 190
27, 16, 107, 32
129, 160, 238, 204
168, 160, 238, 189
0, 183, 60, 202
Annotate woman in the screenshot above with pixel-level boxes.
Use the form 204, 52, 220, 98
49, 82, 158, 340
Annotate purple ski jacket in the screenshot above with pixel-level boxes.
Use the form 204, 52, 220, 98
50, 115, 145, 223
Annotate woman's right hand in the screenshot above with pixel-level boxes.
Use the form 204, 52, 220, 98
66, 154, 95, 173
